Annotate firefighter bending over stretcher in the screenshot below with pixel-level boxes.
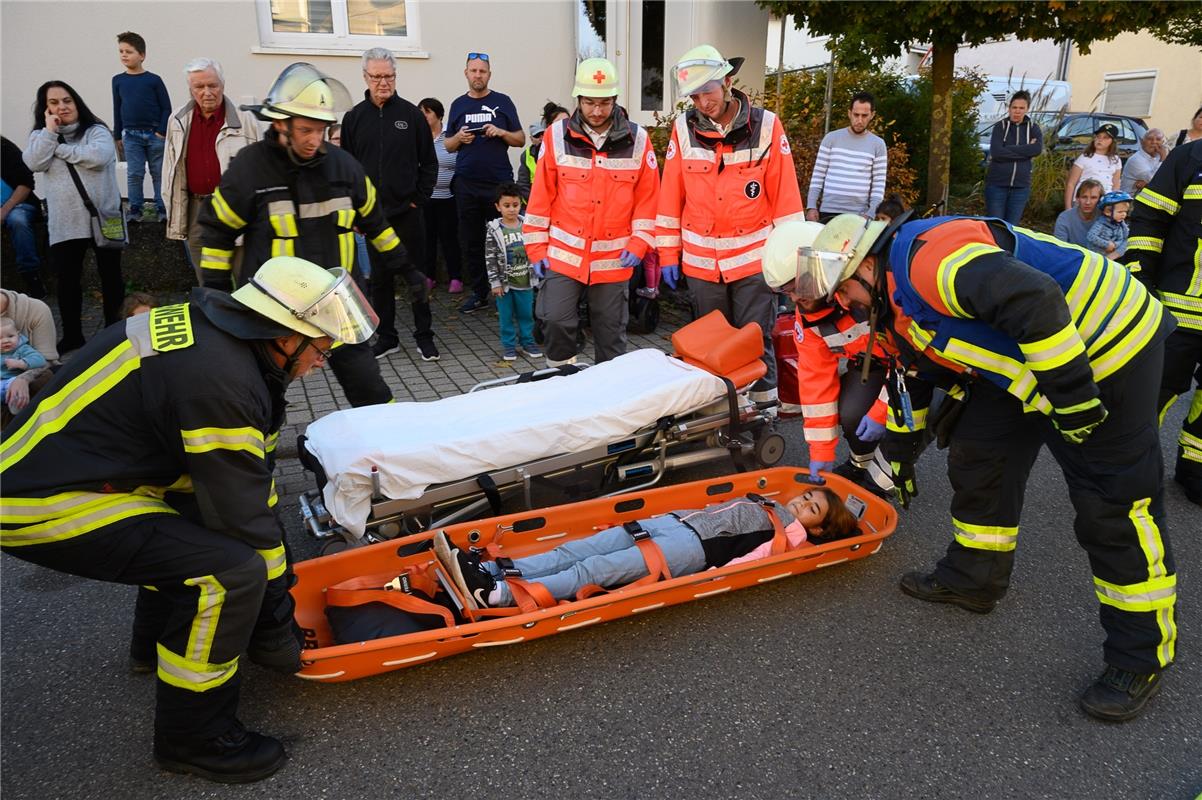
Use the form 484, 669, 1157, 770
436, 489, 858, 610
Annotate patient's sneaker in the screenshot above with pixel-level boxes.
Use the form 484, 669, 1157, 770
433, 531, 495, 610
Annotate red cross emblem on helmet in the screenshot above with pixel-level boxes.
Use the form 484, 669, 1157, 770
593, 70, 606, 84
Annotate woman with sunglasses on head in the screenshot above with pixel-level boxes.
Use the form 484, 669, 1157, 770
23, 80, 125, 353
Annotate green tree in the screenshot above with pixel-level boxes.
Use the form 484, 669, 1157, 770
759, 0, 1202, 206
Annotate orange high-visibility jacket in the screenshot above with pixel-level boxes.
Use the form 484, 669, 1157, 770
522, 113, 660, 285
656, 94, 804, 284
793, 305, 892, 461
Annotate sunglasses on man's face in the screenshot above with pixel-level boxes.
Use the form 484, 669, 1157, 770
467, 52, 490, 63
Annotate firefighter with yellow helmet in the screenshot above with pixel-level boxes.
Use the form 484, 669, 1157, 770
1, 257, 376, 782
522, 57, 660, 365
197, 62, 426, 407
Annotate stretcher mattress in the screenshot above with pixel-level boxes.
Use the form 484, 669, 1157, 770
303, 349, 729, 538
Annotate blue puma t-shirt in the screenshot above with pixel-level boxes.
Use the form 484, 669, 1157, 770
447, 90, 521, 184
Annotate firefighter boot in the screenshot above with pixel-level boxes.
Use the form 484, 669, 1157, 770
154, 720, 286, 783
246, 621, 303, 674
899, 571, 997, 614
1079, 665, 1163, 722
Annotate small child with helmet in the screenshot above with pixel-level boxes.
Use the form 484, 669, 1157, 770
1086, 190, 1133, 258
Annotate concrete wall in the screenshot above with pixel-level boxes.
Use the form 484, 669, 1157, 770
1067, 30, 1202, 136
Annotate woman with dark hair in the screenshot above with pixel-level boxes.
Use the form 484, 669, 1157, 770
419, 96, 465, 292
1174, 106, 1202, 147
1064, 123, 1121, 211
984, 90, 1042, 224
516, 101, 569, 201
23, 80, 124, 352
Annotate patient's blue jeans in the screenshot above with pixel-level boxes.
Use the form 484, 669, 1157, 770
484, 515, 706, 603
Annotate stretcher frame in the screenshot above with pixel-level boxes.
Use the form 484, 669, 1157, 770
292, 467, 897, 683
297, 364, 785, 548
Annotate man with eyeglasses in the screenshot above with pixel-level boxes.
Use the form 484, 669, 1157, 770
445, 52, 524, 314
341, 47, 440, 361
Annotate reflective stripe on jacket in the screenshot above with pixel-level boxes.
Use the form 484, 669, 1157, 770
656, 90, 804, 283
888, 216, 1174, 416
793, 305, 892, 460
522, 111, 660, 285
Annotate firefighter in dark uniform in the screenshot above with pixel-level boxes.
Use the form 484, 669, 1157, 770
0, 256, 377, 782
1126, 139, 1202, 506
197, 63, 427, 407
809, 212, 1177, 721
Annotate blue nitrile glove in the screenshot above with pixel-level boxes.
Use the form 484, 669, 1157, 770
808, 460, 834, 483
532, 258, 549, 279
618, 249, 641, 269
855, 415, 886, 442
661, 264, 680, 290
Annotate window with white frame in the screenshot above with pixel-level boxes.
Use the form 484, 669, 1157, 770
256, 0, 421, 53
1102, 71, 1156, 118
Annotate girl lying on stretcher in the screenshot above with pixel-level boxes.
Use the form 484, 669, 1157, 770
435, 489, 859, 610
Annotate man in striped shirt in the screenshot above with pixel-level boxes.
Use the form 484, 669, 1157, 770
806, 92, 887, 222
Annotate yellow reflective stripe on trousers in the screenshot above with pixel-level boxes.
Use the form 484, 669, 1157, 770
211, 189, 248, 230
339, 231, 356, 271
0, 494, 176, 547
359, 177, 378, 217
936, 243, 1000, 318
271, 238, 296, 258
952, 518, 1018, 552
257, 544, 287, 580
1018, 323, 1086, 372
1, 340, 141, 472
180, 426, 266, 458
1135, 187, 1180, 215
371, 227, 400, 252
184, 574, 226, 664
1093, 574, 1176, 612
157, 642, 238, 692
1, 476, 192, 524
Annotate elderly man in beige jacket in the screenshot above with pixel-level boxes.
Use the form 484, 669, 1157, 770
162, 57, 259, 282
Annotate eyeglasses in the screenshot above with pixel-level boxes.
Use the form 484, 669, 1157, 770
466, 52, 490, 63
309, 340, 335, 360
365, 72, 396, 84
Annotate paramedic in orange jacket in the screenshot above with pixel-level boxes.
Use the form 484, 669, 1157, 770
522, 58, 659, 365
656, 45, 805, 405
762, 221, 895, 495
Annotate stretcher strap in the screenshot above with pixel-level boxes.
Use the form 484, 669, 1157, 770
575, 521, 674, 600
763, 505, 788, 556
325, 571, 455, 628
476, 473, 503, 516
507, 577, 559, 613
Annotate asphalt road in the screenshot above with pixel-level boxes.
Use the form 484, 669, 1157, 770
2, 407, 1199, 800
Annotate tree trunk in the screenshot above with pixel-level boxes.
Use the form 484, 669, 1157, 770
925, 40, 956, 210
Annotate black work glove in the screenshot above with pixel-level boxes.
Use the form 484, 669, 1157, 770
1053, 398, 1108, 445
891, 460, 918, 509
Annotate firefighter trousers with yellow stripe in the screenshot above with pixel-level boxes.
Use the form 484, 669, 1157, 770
933, 341, 1176, 674
1158, 329, 1202, 501
4, 512, 267, 741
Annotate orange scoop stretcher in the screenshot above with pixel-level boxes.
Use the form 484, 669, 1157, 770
292, 467, 898, 683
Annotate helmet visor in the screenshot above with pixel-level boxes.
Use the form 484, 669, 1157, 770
252, 268, 378, 344
792, 248, 852, 302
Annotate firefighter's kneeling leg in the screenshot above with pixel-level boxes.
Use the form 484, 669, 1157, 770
934, 386, 1041, 601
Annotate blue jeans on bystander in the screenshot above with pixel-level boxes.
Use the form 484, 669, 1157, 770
983, 184, 1031, 226
3, 202, 41, 273
123, 129, 165, 216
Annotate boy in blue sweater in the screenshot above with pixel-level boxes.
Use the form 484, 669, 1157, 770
112, 31, 170, 222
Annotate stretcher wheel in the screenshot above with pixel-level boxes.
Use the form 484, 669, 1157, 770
320, 539, 351, 557
755, 432, 786, 467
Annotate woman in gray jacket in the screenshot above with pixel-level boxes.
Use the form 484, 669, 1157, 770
984, 90, 1043, 225
24, 81, 124, 352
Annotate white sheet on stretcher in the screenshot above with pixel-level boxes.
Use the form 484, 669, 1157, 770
304, 349, 729, 538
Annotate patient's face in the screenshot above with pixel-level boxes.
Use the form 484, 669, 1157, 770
785, 489, 829, 530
